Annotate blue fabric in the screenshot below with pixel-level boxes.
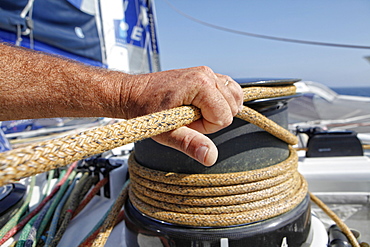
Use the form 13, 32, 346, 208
67, 0, 83, 9
0, 0, 103, 63
0, 128, 11, 152
0, 29, 105, 67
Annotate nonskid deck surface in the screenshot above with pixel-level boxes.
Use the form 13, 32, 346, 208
312, 202, 370, 244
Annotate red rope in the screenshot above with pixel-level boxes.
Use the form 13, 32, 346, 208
0, 161, 78, 245
78, 209, 125, 247
72, 177, 109, 219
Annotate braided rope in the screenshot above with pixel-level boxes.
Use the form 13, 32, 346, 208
52, 173, 92, 246
36, 171, 74, 243
0, 86, 296, 187
129, 182, 307, 227
0, 177, 35, 239
0, 84, 298, 245
45, 173, 78, 247
16, 213, 38, 247
90, 181, 129, 247
237, 106, 297, 145
128, 147, 308, 227
310, 193, 360, 247
128, 167, 295, 197
72, 176, 107, 219
129, 147, 298, 186
0, 163, 78, 246
130, 180, 299, 214
0, 83, 361, 245
78, 210, 125, 247
0, 106, 201, 186
120, 85, 305, 227
23, 200, 52, 246
242, 85, 296, 101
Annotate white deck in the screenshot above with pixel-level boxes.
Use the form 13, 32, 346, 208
299, 153, 370, 194
299, 152, 370, 244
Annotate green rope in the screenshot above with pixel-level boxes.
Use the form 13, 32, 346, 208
76, 175, 99, 210
48, 172, 96, 247
0, 176, 36, 239
78, 180, 130, 246
17, 171, 65, 247
15, 214, 37, 247
42, 170, 55, 200
57, 172, 90, 228
30, 201, 52, 247
35, 171, 76, 243
44, 171, 77, 247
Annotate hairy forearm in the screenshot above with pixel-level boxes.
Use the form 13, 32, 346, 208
0, 43, 245, 166
0, 43, 132, 121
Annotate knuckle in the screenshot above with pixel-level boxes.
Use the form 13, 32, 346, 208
196, 66, 213, 74
223, 115, 234, 127
192, 67, 216, 84
191, 76, 215, 95
224, 75, 233, 82
205, 116, 233, 134
179, 133, 197, 154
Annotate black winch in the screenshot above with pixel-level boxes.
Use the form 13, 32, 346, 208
125, 78, 311, 247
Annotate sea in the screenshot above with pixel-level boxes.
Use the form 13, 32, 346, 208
331, 87, 370, 97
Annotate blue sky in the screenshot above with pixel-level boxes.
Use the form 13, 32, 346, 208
154, 0, 370, 87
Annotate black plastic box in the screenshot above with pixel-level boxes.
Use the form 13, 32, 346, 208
306, 130, 363, 157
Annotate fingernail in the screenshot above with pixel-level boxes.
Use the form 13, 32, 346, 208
195, 145, 209, 165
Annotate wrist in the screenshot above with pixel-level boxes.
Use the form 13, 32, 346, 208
78, 66, 136, 119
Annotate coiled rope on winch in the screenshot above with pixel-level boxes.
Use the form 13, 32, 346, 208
128, 147, 308, 227
0, 84, 361, 247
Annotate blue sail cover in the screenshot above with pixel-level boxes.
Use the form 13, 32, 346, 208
0, 0, 161, 144
0, 0, 160, 71
0, 0, 104, 66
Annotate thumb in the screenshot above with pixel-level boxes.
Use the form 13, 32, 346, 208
152, 126, 218, 166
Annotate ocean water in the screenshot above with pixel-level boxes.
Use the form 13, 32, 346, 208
331, 87, 370, 97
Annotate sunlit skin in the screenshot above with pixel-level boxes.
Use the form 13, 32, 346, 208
0, 43, 243, 166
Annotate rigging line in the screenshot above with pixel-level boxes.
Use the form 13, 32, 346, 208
163, 0, 370, 50
0, 162, 78, 246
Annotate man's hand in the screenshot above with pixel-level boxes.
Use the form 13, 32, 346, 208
122, 66, 243, 166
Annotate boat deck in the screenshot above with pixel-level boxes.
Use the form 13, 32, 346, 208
312, 202, 370, 244
299, 153, 370, 245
